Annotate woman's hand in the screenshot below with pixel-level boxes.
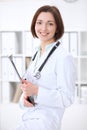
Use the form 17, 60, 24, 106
20, 79, 38, 97
19, 79, 38, 107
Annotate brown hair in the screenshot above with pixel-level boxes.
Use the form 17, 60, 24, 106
31, 5, 64, 41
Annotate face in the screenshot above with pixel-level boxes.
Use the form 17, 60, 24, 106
35, 12, 57, 44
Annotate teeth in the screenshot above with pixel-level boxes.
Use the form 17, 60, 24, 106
41, 33, 47, 36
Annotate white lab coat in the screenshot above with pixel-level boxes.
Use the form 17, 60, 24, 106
14, 41, 76, 130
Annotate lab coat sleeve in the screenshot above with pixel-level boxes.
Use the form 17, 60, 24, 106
35, 54, 76, 108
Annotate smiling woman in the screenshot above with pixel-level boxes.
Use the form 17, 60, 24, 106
13, 5, 76, 130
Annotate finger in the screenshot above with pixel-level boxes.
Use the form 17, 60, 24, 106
24, 95, 28, 99
22, 79, 28, 84
20, 84, 27, 91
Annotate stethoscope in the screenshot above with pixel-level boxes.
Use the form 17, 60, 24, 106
32, 41, 60, 80
8, 41, 60, 106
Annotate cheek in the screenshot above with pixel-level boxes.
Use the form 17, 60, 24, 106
35, 25, 39, 34
53, 26, 57, 32
35, 25, 37, 32
52, 28, 57, 36
35, 27, 38, 36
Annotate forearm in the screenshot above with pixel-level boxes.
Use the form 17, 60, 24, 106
35, 86, 75, 108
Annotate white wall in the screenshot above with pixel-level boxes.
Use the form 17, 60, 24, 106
0, 0, 87, 31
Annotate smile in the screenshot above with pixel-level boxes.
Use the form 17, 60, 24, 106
40, 32, 49, 36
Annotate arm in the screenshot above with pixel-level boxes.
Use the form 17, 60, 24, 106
35, 54, 76, 108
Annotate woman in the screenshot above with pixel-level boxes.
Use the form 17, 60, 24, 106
15, 5, 76, 130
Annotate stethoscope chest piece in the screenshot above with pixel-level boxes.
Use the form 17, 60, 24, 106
34, 71, 41, 79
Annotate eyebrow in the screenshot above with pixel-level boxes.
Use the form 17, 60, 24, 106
36, 20, 55, 23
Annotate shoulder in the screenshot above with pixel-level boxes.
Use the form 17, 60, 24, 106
55, 43, 73, 59
54, 43, 75, 67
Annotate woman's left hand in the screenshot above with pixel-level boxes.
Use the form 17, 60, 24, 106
20, 79, 38, 97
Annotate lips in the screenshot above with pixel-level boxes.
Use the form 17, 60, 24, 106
40, 32, 49, 36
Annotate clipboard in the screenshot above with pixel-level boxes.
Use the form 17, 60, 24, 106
8, 55, 35, 106
8, 55, 21, 81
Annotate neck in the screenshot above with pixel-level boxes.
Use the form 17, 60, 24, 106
40, 45, 45, 55
40, 39, 55, 54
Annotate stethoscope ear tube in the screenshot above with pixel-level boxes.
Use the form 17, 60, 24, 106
33, 41, 60, 80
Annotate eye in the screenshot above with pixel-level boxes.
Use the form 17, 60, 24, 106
36, 21, 42, 25
48, 22, 53, 26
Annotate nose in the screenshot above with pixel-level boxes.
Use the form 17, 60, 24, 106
41, 23, 47, 31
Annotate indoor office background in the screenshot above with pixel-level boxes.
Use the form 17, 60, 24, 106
0, 0, 87, 130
